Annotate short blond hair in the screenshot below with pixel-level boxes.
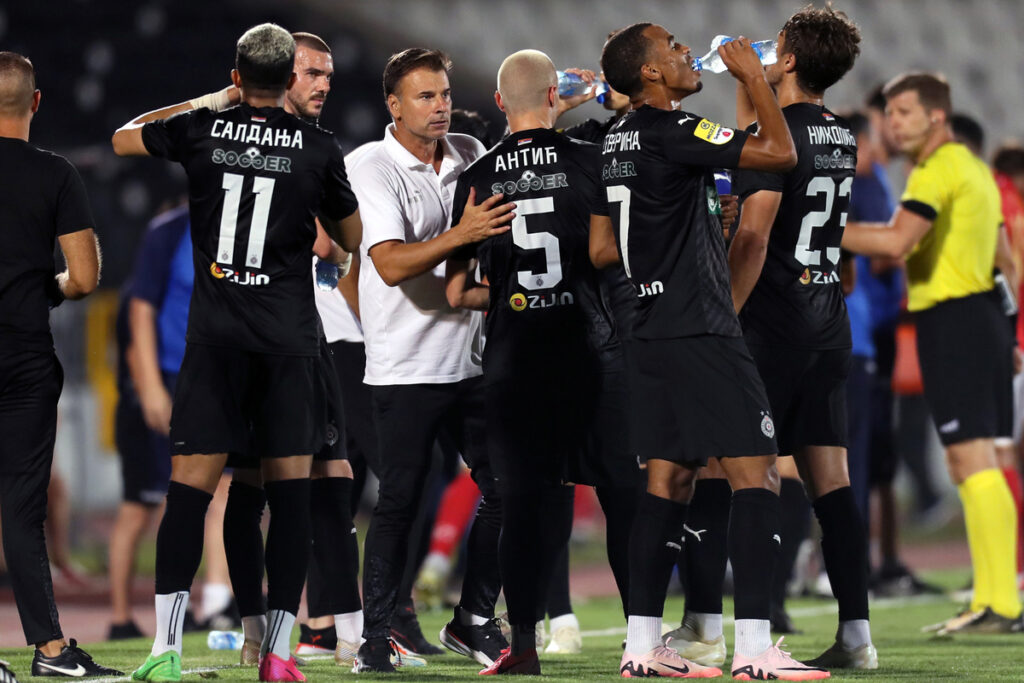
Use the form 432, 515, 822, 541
497, 49, 556, 114
0, 52, 35, 117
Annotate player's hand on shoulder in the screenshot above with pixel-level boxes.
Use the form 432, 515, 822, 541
719, 37, 765, 85
452, 188, 515, 246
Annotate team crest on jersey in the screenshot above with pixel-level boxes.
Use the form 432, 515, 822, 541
693, 118, 735, 145
760, 413, 775, 438
509, 293, 528, 311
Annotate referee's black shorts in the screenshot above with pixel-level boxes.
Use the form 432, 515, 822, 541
625, 334, 777, 466
747, 343, 851, 455
172, 343, 324, 458
915, 290, 1014, 446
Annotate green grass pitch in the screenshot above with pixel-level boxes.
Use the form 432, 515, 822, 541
2, 570, 1022, 680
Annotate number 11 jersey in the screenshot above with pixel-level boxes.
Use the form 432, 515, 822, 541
142, 103, 358, 356
733, 103, 856, 349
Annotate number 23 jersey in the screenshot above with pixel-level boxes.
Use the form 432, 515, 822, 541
142, 104, 358, 356
733, 103, 855, 349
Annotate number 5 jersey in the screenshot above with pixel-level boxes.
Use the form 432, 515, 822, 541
141, 103, 359, 356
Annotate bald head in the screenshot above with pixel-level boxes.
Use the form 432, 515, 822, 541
497, 49, 557, 115
0, 52, 36, 118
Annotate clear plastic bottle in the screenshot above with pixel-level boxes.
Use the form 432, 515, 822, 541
556, 70, 610, 100
692, 35, 778, 73
315, 258, 340, 291
207, 630, 245, 650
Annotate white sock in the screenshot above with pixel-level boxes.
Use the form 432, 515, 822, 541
201, 582, 233, 620
242, 615, 266, 643
734, 619, 772, 658
152, 592, 190, 656
685, 612, 723, 640
838, 619, 871, 649
548, 613, 579, 633
263, 610, 297, 660
335, 611, 363, 643
458, 607, 490, 626
625, 616, 662, 654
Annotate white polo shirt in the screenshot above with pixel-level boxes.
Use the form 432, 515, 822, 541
350, 125, 486, 386
312, 142, 380, 345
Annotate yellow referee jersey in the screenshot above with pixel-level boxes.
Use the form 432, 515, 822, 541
901, 142, 1001, 312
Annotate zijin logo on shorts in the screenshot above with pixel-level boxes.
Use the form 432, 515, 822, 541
760, 413, 775, 438
212, 147, 292, 173
209, 262, 270, 286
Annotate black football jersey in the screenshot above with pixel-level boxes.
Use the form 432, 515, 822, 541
591, 105, 750, 339
142, 104, 358, 356
733, 103, 855, 349
451, 128, 618, 379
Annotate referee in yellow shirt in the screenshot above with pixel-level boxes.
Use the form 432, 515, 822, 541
844, 72, 1021, 634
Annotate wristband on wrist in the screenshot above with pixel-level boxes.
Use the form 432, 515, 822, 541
189, 87, 232, 112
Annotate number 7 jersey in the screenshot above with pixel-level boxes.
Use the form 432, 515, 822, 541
733, 103, 856, 349
141, 104, 358, 356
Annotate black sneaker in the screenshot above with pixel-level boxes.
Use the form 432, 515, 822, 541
353, 637, 396, 674
294, 623, 337, 655
107, 620, 144, 641
439, 606, 509, 667
391, 610, 443, 656
31, 640, 124, 677
0, 659, 18, 683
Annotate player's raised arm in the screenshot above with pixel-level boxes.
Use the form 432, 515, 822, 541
728, 189, 782, 312
842, 207, 932, 258
111, 85, 240, 156
720, 38, 796, 171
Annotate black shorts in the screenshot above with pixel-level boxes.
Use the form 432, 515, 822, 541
0, 351, 62, 476
747, 343, 850, 455
115, 372, 176, 504
574, 368, 642, 488
915, 291, 1014, 446
332, 341, 378, 473
625, 335, 777, 466
171, 343, 323, 458
315, 338, 346, 462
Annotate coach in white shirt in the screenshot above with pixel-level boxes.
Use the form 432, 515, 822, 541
348, 48, 514, 672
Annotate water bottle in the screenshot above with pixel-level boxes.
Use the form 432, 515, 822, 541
714, 170, 732, 196
207, 631, 244, 650
556, 70, 609, 100
315, 257, 340, 291
692, 35, 777, 73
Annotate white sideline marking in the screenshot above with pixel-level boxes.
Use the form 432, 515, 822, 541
579, 593, 949, 638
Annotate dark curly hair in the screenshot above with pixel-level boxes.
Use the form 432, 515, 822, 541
781, 4, 861, 94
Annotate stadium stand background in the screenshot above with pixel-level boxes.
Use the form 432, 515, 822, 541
1, 0, 1020, 524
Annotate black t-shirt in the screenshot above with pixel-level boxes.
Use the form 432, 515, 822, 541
0, 138, 94, 354
451, 128, 619, 380
734, 103, 855, 349
142, 104, 358, 356
591, 105, 749, 339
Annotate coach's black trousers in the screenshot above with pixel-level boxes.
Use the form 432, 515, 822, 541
361, 377, 501, 640
0, 350, 64, 645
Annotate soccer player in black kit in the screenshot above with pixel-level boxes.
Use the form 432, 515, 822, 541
445, 49, 641, 675
111, 24, 361, 683
726, 6, 877, 671
592, 25, 828, 679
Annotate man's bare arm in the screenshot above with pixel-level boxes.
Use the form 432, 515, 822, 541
126, 298, 173, 435
111, 86, 240, 156
996, 224, 1019, 298
56, 229, 100, 299
338, 250, 361, 320
842, 207, 933, 258
728, 190, 782, 312
590, 214, 620, 269
371, 188, 514, 287
445, 258, 490, 311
